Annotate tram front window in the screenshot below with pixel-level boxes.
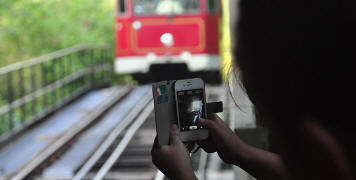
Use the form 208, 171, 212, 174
134, 0, 200, 16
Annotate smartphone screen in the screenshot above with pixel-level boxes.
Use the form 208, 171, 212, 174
176, 88, 206, 131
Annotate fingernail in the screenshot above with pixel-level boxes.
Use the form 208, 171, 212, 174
171, 124, 179, 133
170, 124, 179, 136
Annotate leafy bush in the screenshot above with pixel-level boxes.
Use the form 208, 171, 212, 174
0, 0, 115, 67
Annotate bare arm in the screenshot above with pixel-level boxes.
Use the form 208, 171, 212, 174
236, 143, 290, 180
198, 114, 290, 180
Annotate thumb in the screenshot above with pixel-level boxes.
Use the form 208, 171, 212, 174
169, 124, 181, 145
198, 118, 219, 136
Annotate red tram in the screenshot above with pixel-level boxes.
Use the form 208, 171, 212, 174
115, 0, 221, 81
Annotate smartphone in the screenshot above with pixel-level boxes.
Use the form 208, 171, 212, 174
174, 78, 208, 142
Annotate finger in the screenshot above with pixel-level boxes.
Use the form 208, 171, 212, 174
198, 118, 222, 138
208, 114, 226, 128
169, 124, 181, 145
198, 118, 218, 130
207, 113, 218, 120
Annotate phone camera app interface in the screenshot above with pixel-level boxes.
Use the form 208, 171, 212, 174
177, 89, 205, 131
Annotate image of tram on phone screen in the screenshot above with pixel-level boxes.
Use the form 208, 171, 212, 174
176, 89, 206, 131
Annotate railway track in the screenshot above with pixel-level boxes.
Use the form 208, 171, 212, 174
0, 84, 227, 180
82, 109, 158, 180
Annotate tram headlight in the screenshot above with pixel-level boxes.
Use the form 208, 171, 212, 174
132, 21, 142, 30
160, 33, 174, 47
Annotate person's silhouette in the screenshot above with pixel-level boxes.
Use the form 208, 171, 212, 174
151, 0, 356, 179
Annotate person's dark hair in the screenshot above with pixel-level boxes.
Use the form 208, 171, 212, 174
234, 0, 355, 147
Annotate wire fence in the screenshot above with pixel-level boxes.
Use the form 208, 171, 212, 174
0, 44, 113, 140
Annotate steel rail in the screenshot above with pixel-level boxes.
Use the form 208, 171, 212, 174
10, 86, 132, 180
93, 101, 154, 180
73, 90, 153, 180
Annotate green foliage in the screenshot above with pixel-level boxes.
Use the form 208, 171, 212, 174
0, 0, 115, 67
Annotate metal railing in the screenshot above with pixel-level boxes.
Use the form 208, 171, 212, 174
0, 44, 113, 142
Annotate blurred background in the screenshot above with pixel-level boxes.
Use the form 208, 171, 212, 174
0, 0, 263, 179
